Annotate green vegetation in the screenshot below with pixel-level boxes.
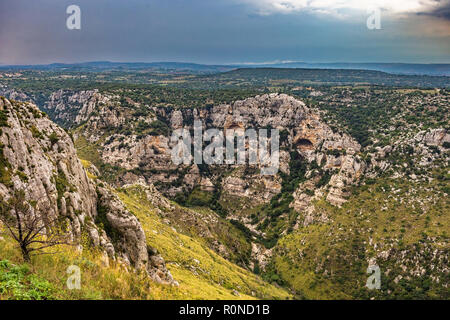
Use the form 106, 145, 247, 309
30, 125, 43, 139
0, 186, 290, 300
295, 87, 449, 148
95, 189, 120, 245
0, 110, 9, 128
0, 142, 12, 187
0, 235, 169, 300
270, 176, 449, 300
194, 68, 450, 89
184, 187, 213, 207
256, 151, 307, 247
117, 186, 289, 300
1, 68, 448, 300
0, 260, 56, 300
49, 132, 59, 145
54, 168, 75, 205
133, 119, 171, 139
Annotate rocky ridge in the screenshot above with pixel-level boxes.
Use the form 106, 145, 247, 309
66, 93, 364, 209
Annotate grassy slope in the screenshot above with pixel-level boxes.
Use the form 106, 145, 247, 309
0, 238, 170, 300
271, 175, 449, 300
116, 185, 291, 300
0, 184, 290, 300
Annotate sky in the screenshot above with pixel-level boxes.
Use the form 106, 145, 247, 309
0, 0, 449, 65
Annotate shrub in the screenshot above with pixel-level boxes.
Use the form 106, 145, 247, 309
49, 132, 59, 146
0, 260, 56, 300
0, 110, 9, 127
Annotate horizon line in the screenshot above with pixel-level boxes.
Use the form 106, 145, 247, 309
1, 60, 450, 67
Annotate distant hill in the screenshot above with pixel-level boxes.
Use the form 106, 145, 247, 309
1, 61, 449, 76
239, 62, 450, 76
0, 61, 236, 74
204, 67, 450, 88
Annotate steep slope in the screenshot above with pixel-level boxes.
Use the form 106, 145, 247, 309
273, 174, 449, 299
270, 127, 450, 299
116, 185, 291, 299
0, 97, 173, 282
0, 184, 291, 300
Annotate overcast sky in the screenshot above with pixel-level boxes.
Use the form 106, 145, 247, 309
0, 0, 449, 65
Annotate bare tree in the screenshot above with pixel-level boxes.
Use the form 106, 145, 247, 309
0, 190, 71, 263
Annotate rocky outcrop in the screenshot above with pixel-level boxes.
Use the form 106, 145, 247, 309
0, 89, 31, 103
250, 243, 273, 271
38, 92, 366, 231
0, 97, 97, 242
45, 90, 116, 127
17, 91, 367, 236
325, 155, 365, 207
147, 246, 176, 285
96, 186, 148, 268
290, 112, 364, 209
365, 127, 449, 181
415, 128, 449, 147
0, 97, 175, 284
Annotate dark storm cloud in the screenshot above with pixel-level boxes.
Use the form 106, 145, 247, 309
0, 0, 449, 65
417, 0, 450, 20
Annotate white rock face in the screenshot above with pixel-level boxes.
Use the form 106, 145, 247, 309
37, 92, 366, 228
326, 155, 365, 207
96, 186, 148, 268
0, 97, 97, 241
45, 90, 115, 126
0, 97, 175, 284
415, 128, 450, 146
251, 242, 273, 270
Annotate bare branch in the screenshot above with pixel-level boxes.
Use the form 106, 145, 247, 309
0, 190, 72, 262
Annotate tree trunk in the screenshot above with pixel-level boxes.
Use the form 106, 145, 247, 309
21, 246, 31, 263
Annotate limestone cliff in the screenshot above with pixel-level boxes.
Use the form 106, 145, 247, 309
0, 97, 174, 284
37, 92, 368, 240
